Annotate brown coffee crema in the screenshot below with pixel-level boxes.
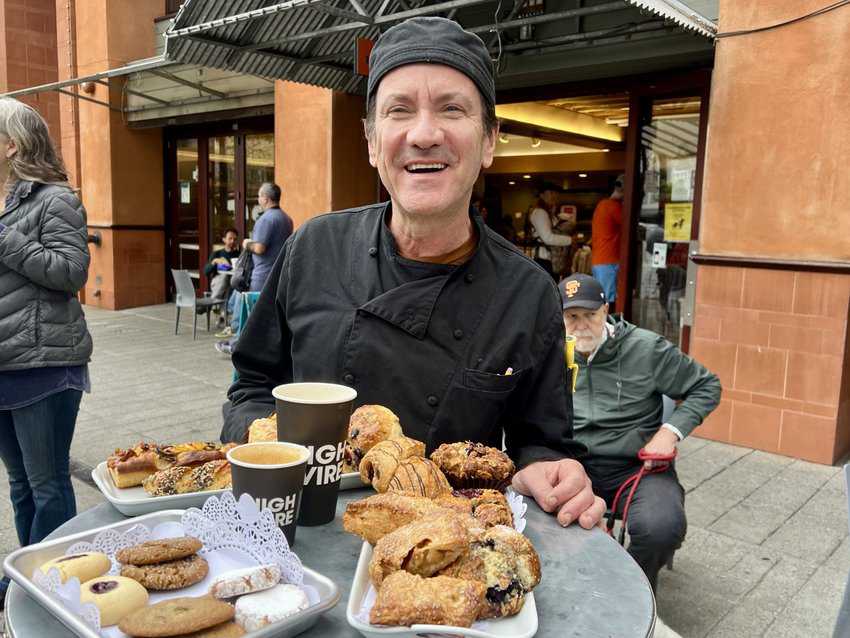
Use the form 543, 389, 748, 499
230, 443, 304, 466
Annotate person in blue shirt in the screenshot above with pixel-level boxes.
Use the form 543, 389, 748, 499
0, 98, 92, 607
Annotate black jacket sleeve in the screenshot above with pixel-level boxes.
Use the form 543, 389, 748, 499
504, 290, 587, 469
220, 237, 294, 443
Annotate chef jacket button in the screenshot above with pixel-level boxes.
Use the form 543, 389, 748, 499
453, 329, 464, 340
343, 373, 355, 384
368, 247, 378, 257
465, 273, 474, 283
426, 395, 439, 407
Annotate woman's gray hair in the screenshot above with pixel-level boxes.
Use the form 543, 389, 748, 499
0, 97, 68, 188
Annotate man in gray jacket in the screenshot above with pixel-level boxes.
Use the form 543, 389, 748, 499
561, 273, 721, 593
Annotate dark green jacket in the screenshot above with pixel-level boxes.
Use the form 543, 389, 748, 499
573, 316, 720, 460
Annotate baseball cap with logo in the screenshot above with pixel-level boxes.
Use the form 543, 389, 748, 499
559, 274, 607, 310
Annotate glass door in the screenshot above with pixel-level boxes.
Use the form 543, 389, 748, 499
208, 135, 237, 257
174, 138, 200, 280
631, 95, 702, 346
245, 133, 275, 237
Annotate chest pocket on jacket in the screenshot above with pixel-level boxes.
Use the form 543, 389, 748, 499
434, 368, 525, 447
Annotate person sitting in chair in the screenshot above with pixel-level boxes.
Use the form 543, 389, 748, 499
560, 273, 720, 596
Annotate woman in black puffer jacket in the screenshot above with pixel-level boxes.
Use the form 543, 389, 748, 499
0, 98, 92, 602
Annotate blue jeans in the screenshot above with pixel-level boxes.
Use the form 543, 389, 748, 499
0, 389, 80, 547
592, 263, 619, 303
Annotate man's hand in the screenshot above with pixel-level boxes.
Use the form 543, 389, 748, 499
512, 459, 606, 529
642, 428, 679, 469
242, 238, 252, 251
212, 257, 227, 265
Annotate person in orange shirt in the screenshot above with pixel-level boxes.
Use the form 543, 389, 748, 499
591, 174, 624, 310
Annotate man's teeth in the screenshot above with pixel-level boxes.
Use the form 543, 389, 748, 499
407, 163, 447, 172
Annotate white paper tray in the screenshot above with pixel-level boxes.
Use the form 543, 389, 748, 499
3, 510, 340, 638
345, 541, 538, 638
91, 462, 229, 516
340, 472, 366, 491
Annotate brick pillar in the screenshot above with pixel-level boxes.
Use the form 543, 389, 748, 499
691, 1, 850, 464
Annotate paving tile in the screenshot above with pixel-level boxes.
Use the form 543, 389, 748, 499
710, 502, 792, 544
765, 564, 846, 637
762, 510, 846, 562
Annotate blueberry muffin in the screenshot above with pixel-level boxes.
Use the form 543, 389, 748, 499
430, 442, 516, 491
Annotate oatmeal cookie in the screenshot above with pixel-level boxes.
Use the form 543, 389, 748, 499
118, 596, 235, 637
121, 554, 209, 591
116, 536, 203, 566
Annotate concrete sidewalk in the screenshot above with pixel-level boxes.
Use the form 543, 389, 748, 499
0, 304, 846, 637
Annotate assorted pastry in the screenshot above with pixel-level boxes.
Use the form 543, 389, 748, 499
36, 536, 313, 635
106, 441, 235, 496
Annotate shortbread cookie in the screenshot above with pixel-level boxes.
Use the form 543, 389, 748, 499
119, 596, 235, 637
121, 554, 208, 591
38, 551, 110, 584
208, 564, 281, 599
79, 575, 148, 627
116, 536, 203, 566
234, 584, 310, 632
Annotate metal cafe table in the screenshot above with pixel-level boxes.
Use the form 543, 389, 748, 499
5, 490, 656, 637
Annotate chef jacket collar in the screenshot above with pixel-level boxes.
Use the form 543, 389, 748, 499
359, 202, 486, 339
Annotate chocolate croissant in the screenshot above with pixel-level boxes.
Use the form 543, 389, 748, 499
359, 436, 425, 492
386, 457, 452, 498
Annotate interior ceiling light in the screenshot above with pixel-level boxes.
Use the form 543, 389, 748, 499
508, 180, 516, 185
522, 174, 531, 179
530, 137, 541, 148
498, 134, 510, 144
579, 173, 588, 178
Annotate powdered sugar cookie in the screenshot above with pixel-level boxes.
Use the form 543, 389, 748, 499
234, 583, 309, 631
208, 564, 281, 599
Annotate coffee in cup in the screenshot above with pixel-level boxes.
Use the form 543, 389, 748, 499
227, 442, 309, 546
273, 382, 357, 526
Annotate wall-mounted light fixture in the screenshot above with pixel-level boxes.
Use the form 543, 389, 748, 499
508, 180, 516, 185
498, 134, 510, 144
578, 173, 588, 178
522, 174, 531, 179
530, 138, 541, 148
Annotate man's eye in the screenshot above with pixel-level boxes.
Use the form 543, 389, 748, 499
444, 104, 465, 114
387, 106, 410, 115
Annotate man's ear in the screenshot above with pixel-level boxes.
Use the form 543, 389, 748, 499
480, 122, 497, 169
363, 119, 377, 168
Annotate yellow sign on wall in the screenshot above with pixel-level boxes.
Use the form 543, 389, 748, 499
664, 203, 693, 242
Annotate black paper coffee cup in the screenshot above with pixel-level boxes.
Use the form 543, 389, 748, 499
227, 442, 309, 547
273, 382, 357, 526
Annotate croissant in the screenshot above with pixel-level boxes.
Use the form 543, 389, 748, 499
142, 460, 231, 496
359, 436, 425, 492
386, 457, 452, 498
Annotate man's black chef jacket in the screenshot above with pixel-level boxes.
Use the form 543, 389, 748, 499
222, 202, 584, 469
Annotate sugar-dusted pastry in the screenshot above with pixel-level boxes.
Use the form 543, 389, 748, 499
343, 492, 471, 545
359, 436, 425, 492
38, 551, 111, 584
247, 414, 277, 443
209, 564, 281, 599
452, 488, 514, 528
430, 441, 516, 491
234, 584, 310, 632
346, 405, 403, 471
79, 575, 148, 627
369, 571, 485, 628
369, 513, 469, 587
439, 524, 541, 619
142, 459, 232, 496
386, 457, 452, 498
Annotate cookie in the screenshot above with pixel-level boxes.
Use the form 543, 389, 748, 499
121, 554, 209, 591
234, 584, 310, 632
79, 575, 148, 627
116, 537, 203, 566
38, 551, 111, 584
208, 564, 280, 599
119, 596, 235, 637
173, 622, 246, 638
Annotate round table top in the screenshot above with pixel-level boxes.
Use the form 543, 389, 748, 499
5, 490, 655, 637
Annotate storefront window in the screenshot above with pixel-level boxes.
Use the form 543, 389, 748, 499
208, 135, 236, 251
245, 133, 275, 236
633, 96, 701, 345
175, 138, 199, 277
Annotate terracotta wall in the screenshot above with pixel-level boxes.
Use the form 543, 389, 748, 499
0, 0, 60, 139
72, 0, 166, 309
693, 0, 850, 463
275, 80, 377, 228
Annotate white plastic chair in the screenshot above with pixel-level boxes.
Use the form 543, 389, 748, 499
170, 269, 225, 340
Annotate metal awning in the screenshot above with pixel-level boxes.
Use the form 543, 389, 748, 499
2, 0, 716, 122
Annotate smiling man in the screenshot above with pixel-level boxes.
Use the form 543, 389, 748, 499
222, 17, 605, 530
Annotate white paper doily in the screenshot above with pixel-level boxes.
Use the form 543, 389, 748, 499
32, 491, 306, 635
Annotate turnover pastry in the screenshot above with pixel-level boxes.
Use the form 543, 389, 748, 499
247, 413, 277, 443
370, 571, 485, 628
344, 405, 404, 472
369, 513, 469, 587
430, 441, 516, 491
439, 524, 541, 619
386, 457, 452, 498
343, 492, 472, 545
142, 459, 231, 496
359, 436, 425, 492
452, 488, 514, 528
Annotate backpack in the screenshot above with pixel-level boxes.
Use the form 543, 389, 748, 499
230, 250, 253, 293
